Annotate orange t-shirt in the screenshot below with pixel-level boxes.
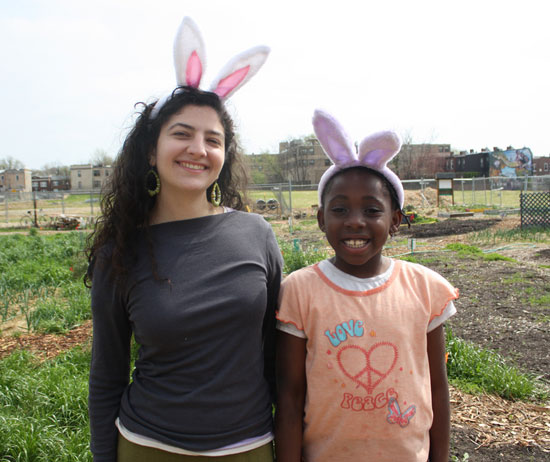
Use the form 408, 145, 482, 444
277, 259, 458, 462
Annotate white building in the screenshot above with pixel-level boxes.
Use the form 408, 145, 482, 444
70, 164, 113, 190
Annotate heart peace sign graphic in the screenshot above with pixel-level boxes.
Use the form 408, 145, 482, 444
336, 342, 398, 395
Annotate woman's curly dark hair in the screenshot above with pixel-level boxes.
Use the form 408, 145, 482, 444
85, 87, 248, 287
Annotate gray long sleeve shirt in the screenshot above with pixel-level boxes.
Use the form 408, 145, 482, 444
88, 211, 282, 462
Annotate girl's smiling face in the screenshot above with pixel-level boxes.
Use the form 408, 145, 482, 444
317, 168, 402, 278
151, 104, 225, 199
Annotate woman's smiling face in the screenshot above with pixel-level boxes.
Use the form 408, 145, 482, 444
317, 168, 402, 278
151, 104, 225, 198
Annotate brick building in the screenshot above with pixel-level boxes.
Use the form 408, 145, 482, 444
0, 168, 32, 192
388, 144, 451, 180
32, 175, 71, 192
533, 156, 550, 175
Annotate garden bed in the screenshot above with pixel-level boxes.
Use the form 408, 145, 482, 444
0, 216, 549, 461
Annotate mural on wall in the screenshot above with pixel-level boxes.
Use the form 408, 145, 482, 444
490, 148, 533, 178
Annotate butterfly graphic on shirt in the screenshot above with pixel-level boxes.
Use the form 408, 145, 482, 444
386, 397, 416, 427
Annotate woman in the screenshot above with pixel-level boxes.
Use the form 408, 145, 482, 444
86, 18, 281, 462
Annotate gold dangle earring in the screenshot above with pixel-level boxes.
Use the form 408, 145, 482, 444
146, 169, 161, 197
210, 181, 222, 207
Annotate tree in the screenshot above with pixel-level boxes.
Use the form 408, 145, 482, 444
391, 130, 440, 180
0, 156, 24, 170
245, 150, 285, 185
263, 151, 285, 183
38, 162, 71, 177
90, 148, 114, 167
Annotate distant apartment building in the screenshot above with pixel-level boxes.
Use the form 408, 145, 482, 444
388, 144, 451, 180
273, 140, 454, 184
0, 168, 32, 192
70, 164, 113, 190
278, 138, 329, 185
533, 156, 550, 175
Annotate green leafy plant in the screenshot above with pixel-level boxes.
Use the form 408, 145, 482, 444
451, 453, 469, 462
279, 241, 328, 275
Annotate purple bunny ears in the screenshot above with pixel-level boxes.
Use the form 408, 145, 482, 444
313, 109, 404, 209
151, 17, 270, 118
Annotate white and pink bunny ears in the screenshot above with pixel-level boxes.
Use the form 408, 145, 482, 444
313, 109, 404, 209
150, 17, 270, 118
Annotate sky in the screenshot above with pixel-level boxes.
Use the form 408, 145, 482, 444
1, 0, 550, 170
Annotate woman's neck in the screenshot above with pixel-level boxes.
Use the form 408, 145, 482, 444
149, 190, 222, 225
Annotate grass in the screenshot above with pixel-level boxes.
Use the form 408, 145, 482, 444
444, 242, 518, 262
0, 230, 92, 460
247, 186, 529, 210
501, 272, 527, 284
445, 243, 482, 255
452, 188, 522, 208
529, 293, 550, 307
247, 189, 318, 210
0, 230, 90, 331
481, 253, 516, 262
0, 348, 92, 462
446, 329, 548, 401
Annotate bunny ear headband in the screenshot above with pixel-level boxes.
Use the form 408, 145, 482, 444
313, 109, 404, 209
150, 17, 270, 118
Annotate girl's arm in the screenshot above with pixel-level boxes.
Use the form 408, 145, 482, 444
427, 324, 450, 462
275, 331, 307, 462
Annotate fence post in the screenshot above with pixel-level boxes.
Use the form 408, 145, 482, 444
472, 178, 476, 205
288, 179, 293, 234
32, 190, 38, 227
4, 193, 8, 224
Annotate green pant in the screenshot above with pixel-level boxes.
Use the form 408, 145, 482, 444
117, 434, 274, 462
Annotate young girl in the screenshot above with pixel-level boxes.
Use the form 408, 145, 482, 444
86, 18, 281, 462
275, 110, 458, 462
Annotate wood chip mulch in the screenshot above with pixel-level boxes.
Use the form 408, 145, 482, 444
0, 320, 92, 361
451, 386, 550, 452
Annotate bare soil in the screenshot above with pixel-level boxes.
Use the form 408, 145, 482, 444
1, 215, 549, 461
399, 216, 550, 460
398, 217, 550, 386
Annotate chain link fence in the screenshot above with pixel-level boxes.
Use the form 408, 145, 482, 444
0, 190, 100, 228
2, 175, 549, 228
